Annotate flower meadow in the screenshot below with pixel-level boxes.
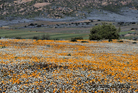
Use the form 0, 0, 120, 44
0, 39, 138, 93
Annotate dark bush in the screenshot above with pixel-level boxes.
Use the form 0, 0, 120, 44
131, 22, 136, 24
131, 28, 135, 30
89, 23, 120, 41
33, 36, 39, 40
53, 38, 59, 40
132, 37, 137, 41
67, 54, 71, 56
34, 23, 38, 25
97, 19, 101, 21
29, 23, 35, 26
108, 39, 112, 42
37, 25, 41, 27
81, 41, 89, 43
70, 38, 77, 42
117, 40, 124, 43
89, 19, 93, 22
15, 37, 22, 39
132, 42, 137, 44
70, 37, 83, 42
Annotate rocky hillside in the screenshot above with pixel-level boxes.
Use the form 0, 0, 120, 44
0, 0, 138, 20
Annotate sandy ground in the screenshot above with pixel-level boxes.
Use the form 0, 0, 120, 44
34, 3, 51, 8
14, 0, 32, 4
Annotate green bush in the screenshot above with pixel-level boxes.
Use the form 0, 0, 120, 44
89, 23, 120, 41
41, 34, 50, 40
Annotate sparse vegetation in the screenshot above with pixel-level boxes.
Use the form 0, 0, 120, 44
102, 4, 122, 13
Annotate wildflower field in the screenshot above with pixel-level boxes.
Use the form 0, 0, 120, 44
0, 39, 138, 93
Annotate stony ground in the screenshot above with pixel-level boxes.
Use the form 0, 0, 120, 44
0, 39, 138, 93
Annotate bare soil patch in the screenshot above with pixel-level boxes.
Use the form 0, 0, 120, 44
34, 3, 51, 8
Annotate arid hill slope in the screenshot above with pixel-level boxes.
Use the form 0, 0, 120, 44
0, 0, 138, 20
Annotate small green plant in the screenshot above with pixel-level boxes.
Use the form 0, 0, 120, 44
15, 56, 18, 59
0, 46, 6, 48
46, 45, 51, 47
81, 41, 89, 43
67, 54, 71, 56
2, 46, 6, 48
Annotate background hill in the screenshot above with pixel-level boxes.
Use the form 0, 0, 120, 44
0, 0, 138, 20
